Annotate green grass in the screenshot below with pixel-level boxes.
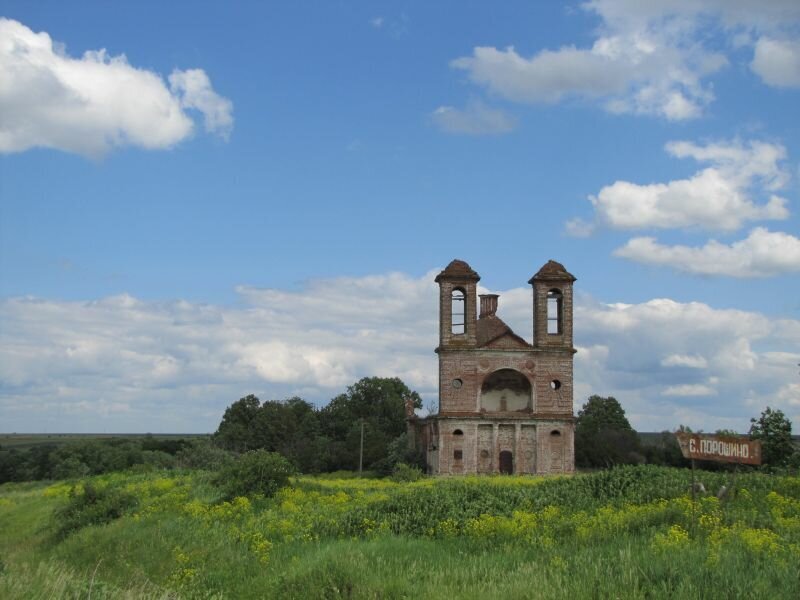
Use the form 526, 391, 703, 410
1, 466, 798, 598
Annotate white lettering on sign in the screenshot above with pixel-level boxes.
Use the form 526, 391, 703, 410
698, 439, 749, 459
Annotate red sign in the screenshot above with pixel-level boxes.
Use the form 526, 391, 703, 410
675, 433, 761, 466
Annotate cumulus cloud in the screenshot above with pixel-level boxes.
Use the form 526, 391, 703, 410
431, 101, 517, 135
662, 384, 717, 397
0, 272, 440, 432
169, 69, 233, 140
2, 269, 799, 432
567, 296, 800, 431
0, 18, 233, 158
751, 38, 800, 88
614, 227, 800, 277
570, 139, 790, 234
661, 354, 708, 369
450, 0, 800, 119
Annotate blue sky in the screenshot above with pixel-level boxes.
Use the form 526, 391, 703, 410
1, 1, 799, 433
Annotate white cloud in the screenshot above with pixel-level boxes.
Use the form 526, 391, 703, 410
0, 272, 441, 432
662, 384, 717, 397
2, 269, 799, 433
431, 101, 517, 135
569, 296, 800, 431
614, 227, 800, 277
0, 18, 233, 158
169, 69, 233, 140
752, 38, 800, 87
450, 1, 800, 119
451, 39, 721, 121
571, 139, 790, 233
661, 354, 708, 369
775, 383, 800, 407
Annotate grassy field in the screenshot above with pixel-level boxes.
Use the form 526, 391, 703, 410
1, 466, 799, 598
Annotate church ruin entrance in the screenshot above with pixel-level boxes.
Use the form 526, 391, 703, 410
499, 450, 513, 474
481, 369, 531, 412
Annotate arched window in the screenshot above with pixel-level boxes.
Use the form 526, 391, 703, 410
451, 289, 465, 334
547, 289, 563, 334
480, 369, 531, 412
453, 429, 464, 436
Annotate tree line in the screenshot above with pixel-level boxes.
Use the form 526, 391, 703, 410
2, 379, 797, 484
575, 395, 800, 471
0, 377, 424, 484
212, 376, 423, 474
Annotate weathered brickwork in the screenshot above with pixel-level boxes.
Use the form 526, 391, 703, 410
410, 259, 576, 476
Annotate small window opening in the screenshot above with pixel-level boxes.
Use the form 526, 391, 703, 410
453, 429, 464, 436
550, 430, 561, 437
547, 289, 563, 335
550, 379, 561, 390
454, 449, 463, 461
451, 289, 465, 334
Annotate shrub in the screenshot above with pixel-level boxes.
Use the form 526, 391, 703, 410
51, 457, 90, 480
214, 450, 295, 499
176, 439, 234, 471
391, 463, 423, 483
53, 482, 138, 539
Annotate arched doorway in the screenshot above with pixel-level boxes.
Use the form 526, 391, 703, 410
499, 450, 513, 474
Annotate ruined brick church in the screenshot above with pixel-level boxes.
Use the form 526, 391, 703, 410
408, 259, 576, 475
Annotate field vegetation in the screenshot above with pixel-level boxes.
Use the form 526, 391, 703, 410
2, 465, 799, 598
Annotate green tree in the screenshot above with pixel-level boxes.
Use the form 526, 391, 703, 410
214, 395, 326, 473
749, 407, 795, 467
575, 395, 642, 468
319, 377, 421, 472
214, 394, 262, 452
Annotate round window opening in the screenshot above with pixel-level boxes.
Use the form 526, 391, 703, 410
452, 378, 463, 389
551, 430, 561, 437
550, 379, 562, 390
453, 429, 464, 436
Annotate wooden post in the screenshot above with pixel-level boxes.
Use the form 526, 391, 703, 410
690, 458, 697, 536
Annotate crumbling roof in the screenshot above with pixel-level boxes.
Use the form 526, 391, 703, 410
435, 259, 481, 282
477, 314, 531, 348
528, 259, 576, 283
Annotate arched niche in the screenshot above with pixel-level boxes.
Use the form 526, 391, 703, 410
480, 369, 531, 412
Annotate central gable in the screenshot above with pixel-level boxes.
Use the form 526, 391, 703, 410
484, 332, 531, 349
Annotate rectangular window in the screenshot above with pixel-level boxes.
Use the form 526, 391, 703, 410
452, 289, 465, 335
547, 290, 562, 334
454, 449, 463, 461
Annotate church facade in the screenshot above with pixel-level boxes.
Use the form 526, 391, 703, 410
409, 259, 576, 475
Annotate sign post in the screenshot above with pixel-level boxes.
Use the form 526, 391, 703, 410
675, 433, 761, 509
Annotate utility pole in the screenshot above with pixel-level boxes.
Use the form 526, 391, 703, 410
358, 419, 365, 475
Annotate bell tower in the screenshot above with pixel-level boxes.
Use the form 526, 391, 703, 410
410, 257, 576, 476
435, 259, 480, 350
530, 260, 576, 350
